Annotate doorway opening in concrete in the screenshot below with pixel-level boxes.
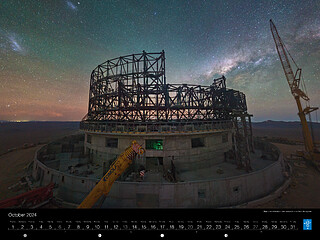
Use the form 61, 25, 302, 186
146, 157, 163, 171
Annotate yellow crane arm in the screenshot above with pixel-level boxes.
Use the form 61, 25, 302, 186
78, 141, 144, 209
270, 19, 320, 163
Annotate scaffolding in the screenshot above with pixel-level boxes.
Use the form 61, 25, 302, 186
81, 51, 253, 170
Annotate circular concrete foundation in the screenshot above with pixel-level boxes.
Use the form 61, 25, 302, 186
32, 134, 289, 208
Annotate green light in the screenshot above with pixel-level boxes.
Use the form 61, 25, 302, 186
146, 139, 163, 150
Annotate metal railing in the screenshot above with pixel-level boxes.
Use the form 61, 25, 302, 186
80, 120, 233, 134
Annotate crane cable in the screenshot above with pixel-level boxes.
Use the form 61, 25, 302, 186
316, 110, 319, 147
286, 44, 319, 147
282, 38, 310, 106
283, 41, 299, 69
277, 22, 320, 149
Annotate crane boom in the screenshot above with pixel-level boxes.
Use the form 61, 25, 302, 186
78, 141, 144, 208
270, 20, 296, 90
270, 20, 309, 100
270, 19, 320, 164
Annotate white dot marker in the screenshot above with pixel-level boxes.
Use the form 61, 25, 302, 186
160, 233, 164, 238
23, 234, 27, 238
98, 233, 102, 238
224, 233, 228, 237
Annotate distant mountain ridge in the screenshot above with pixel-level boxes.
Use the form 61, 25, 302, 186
252, 120, 320, 129
0, 120, 319, 152
251, 120, 320, 142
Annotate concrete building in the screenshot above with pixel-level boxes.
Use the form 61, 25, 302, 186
84, 126, 232, 177
31, 51, 290, 208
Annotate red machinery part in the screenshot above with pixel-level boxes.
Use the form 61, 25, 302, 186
0, 183, 54, 208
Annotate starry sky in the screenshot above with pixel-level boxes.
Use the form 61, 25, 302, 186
0, 0, 319, 121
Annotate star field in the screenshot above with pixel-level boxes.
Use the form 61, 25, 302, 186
0, 0, 319, 121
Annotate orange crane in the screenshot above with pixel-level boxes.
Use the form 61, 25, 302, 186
78, 141, 144, 208
270, 19, 320, 166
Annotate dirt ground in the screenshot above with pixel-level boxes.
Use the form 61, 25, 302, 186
0, 145, 40, 201
1, 141, 320, 208
0, 122, 320, 208
0, 122, 79, 203
256, 143, 320, 208
0, 121, 79, 155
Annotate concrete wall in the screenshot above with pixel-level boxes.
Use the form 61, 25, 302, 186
103, 159, 284, 208
32, 138, 286, 208
84, 130, 233, 171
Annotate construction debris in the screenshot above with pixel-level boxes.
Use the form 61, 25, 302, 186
293, 162, 307, 168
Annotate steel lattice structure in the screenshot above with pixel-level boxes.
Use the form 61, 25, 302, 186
82, 51, 247, 124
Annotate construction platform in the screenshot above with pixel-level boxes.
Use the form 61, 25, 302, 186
31, 134, 289, 208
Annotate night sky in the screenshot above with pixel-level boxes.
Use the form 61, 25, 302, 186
0, 0, 319, 121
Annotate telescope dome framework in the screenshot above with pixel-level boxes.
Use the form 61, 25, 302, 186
84, 51, 248, 124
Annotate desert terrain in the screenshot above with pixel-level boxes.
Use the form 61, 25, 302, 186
0, 121, 80, 155
257, 142, 320, 208
0, 121, 79, 201
252, 121, 320, 208
252, 120, 320, 142
0, 120, 319, 207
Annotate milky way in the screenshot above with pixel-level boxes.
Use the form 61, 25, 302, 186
0, 0, 319, 121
